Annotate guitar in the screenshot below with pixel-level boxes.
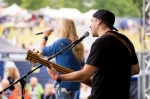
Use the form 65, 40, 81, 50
25, 50, 92, 87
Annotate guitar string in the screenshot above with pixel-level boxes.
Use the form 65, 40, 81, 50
29, 56, 92, 87
27, 54, 92, 86
38, 57, 92, 86
27, 54, 92, 87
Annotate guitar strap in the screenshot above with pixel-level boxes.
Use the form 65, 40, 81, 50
86, 32, 133, 99
106, 31, 132, 57
87, 31, 133, 99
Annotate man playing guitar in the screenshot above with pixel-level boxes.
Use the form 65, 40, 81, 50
46, 9, 140, 99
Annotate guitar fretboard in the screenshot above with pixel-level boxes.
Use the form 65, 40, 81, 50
26, 51, 92, 87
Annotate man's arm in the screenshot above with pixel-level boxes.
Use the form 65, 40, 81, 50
47, 39, 102, 81
130, 43, 140, 76
58, 63, 139, 80
48, 64, 98, 81
57, 40, 104, 81
131, 64, 140, 76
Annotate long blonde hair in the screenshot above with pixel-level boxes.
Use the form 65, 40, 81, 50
58, 18, 84, 62
7, 68, 19, 80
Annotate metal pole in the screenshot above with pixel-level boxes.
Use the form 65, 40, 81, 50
142, 0, 146, 99
138, 53, 142, 99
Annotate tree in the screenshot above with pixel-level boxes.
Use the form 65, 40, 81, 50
3, 0, 22, 6
2, 0, 141, 17
21, 0, 49, 10
92, 0, 141, 17
20, 0, 90, 12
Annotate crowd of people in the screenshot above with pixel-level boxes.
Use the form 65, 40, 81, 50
0, 60, 91, 99
0, 10, 144, 50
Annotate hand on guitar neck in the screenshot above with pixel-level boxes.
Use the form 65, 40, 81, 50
26, 50, 92, 87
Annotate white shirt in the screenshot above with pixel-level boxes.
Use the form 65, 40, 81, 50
79, 87, 91, 99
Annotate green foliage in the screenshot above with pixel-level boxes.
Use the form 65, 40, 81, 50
20, 0, 50, 10
92, 0, 141, 17
3, 0, 22, 6
48, 0, 90, 12
3, 0, 142, 17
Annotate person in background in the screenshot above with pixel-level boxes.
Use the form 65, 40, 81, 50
9, 82, 30, 99
26, 77, 44, 99
0, 86, 7, 99
1, 79, 11, 98
3, 61, 20, 91
75, 83, 91, 99
38, 17, 85, 99
38, 15, 46, 29
41, 84, 55, 99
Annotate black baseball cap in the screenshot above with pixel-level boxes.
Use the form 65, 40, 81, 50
93, 9, 118, 31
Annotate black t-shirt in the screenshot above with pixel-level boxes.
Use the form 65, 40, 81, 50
86, 31, 138, 99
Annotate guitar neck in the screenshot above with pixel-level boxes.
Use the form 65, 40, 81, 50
38, 57, 74, 74
26, 54, 92, 87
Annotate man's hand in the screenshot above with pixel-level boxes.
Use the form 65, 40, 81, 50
43, 28, 53, 37
131, 64, 140, 76
47, 64, 57, 79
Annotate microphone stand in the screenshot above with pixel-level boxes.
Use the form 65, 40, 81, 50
0, 37, 85, 99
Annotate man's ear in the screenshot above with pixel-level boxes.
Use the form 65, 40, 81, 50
97, 19, 101, 25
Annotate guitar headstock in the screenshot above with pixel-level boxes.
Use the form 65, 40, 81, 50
26, 49, 41, 67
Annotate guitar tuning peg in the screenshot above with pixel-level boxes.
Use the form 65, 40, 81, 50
36, 50, 39, 53
38, 52, 42, 57
32, 62, 36, 67
32, 48, 35, 52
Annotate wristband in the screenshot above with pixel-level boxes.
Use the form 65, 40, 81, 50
54, 74, 59, 81
56, 75, 61, 83
43, 36, 48, 41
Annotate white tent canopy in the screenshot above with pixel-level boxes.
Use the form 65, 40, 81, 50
39, 7, 98, 20
40, 7, 83, 19
1, 4, 22, 16
39, 7, 83, 19
39, 6, 60, 19
82, 9, 97, 19
58, 8, 83, 19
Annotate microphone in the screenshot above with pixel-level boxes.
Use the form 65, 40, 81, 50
70, 31, 89, 48
35, 29, 54, 35
76, 31, 89, 43
78, 31, 89, 41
